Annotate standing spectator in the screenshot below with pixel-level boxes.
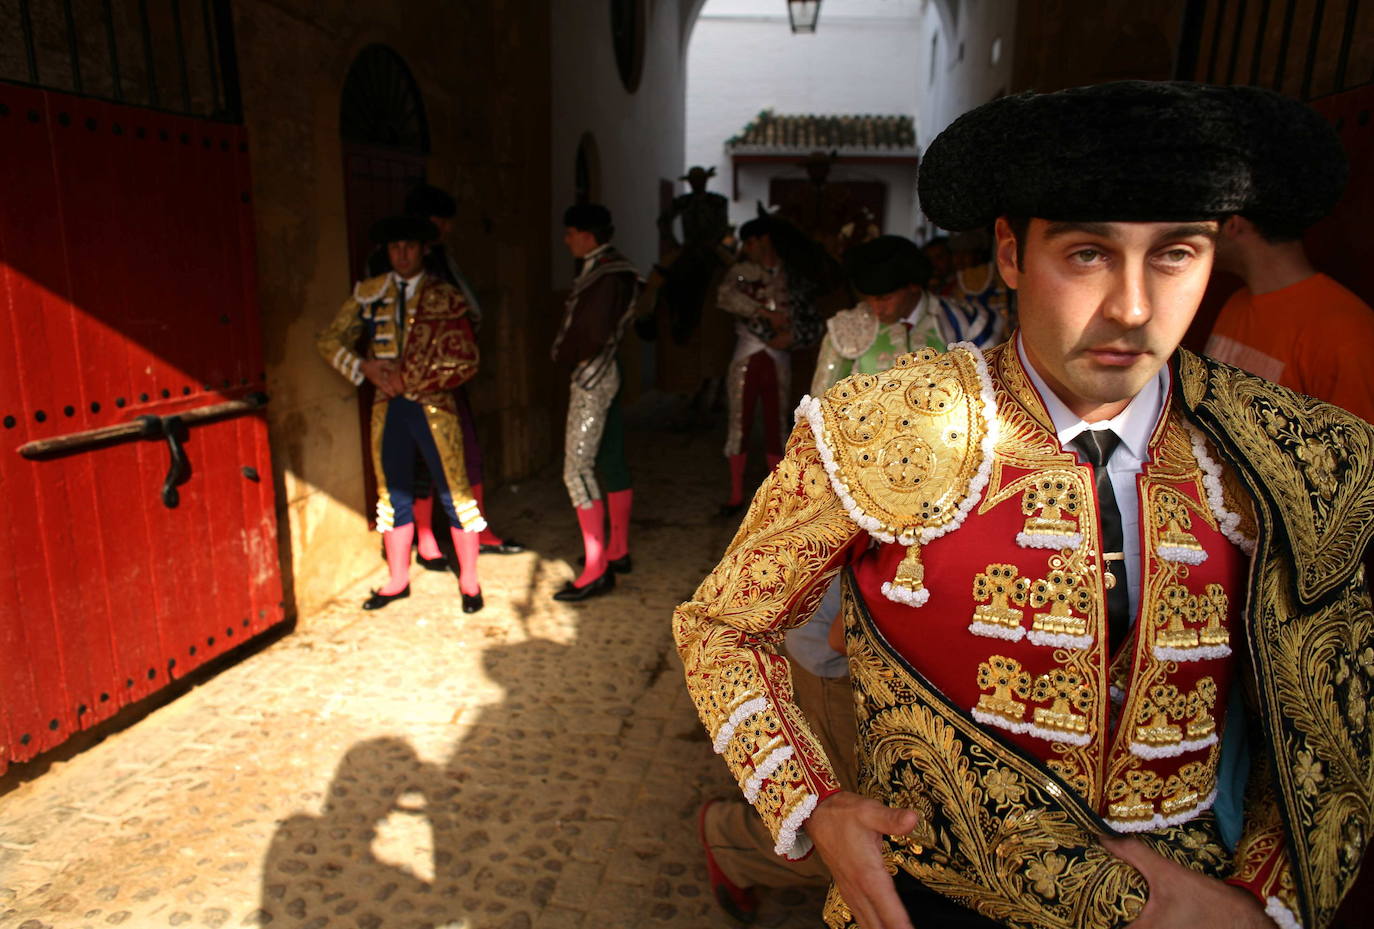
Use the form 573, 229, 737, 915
1204, 91, 1374, 422
716, 215, 824, 516
551, 204, 641, 601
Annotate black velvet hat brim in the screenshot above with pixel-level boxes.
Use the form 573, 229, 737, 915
918, 82, 1292, 231
370, 215, 439, 245
845, 235, 932, 296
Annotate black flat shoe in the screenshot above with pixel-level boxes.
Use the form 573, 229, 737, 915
362, 585, 410, 611
552, 570, 616, 602
480, 539, 526, 555
462, 591, 484, 613
417, 553, 449, 571
576, 554, 632, 574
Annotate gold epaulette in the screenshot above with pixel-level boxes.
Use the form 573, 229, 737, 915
352, 273, 393, 305
797, 345, 997, 548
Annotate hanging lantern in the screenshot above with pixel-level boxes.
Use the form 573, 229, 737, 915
787, 0, 821, 34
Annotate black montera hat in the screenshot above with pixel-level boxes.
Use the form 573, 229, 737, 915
563, 203, 613, 230
1230, 85, 1346, 237
370, 214, 438, 245
918, 81, 1271, 231
845, 235, 932, 296
404, 183, 457, 219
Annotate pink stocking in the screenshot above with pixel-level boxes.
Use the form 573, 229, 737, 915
607, 489, 633, 561
573, 499, 607, 587
413, 496, 443, 559
727, 453, 747, 506
450, 526, 481, 596
380, 524, 415, 595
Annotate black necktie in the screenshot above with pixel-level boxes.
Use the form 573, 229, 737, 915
1071, 430, 1130, 653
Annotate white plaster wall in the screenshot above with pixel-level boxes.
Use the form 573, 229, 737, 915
685, 0, 924, 230
914, 0, 1018, 239
549, 1, 690, 284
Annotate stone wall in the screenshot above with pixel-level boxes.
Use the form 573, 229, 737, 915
233, 0, 553, 617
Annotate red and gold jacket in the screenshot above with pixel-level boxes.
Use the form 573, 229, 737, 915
675, 341, 1374, 929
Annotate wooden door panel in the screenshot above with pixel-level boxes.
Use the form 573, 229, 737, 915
0, 83, 285, 772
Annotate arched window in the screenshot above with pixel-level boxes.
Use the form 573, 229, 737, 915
340, 44, 430, 153
338, 44, 431, 523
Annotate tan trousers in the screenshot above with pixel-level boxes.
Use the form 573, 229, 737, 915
703, 660, 857, 888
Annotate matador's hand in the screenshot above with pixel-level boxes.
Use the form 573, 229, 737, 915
1102, 835, 1277, 929
805, 791, 920, 929
360, 359, 400, 398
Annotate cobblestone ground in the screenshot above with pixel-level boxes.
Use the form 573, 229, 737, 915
0, 399, 827, 929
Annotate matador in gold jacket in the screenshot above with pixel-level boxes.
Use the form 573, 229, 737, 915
317, 215, 486, 613
676, 83, 1374, 929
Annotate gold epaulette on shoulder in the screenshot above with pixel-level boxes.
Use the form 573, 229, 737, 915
797, 344, 998, 548
353, 273, 393, 305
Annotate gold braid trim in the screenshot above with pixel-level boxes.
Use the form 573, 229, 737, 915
674, 424, 863, 857
1179, 348, 1374, 928
824, 571, 1235, 929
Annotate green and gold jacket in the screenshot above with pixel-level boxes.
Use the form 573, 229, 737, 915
674, 342, 1374, 929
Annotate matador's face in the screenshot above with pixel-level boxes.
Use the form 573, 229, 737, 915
998, 217, 1218, 423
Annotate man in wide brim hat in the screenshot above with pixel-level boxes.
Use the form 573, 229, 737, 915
677, 81, 1374, 929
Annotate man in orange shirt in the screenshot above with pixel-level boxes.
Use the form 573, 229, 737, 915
1205, 94, 1374, 422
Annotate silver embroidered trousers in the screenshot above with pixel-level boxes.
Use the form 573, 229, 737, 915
563, 363, 620, 509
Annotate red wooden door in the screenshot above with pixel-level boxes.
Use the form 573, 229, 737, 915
0, 84, 284, 773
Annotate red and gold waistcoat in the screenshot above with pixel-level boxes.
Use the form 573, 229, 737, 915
852, 344, 1252, 835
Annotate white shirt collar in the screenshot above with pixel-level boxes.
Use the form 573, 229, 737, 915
905, 289, 936, 327
1015, 333, 1169, 462
393, 270, 424, 293
577, 244, 612, 279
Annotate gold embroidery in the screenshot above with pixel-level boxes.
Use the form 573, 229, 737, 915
1107, 769, 1165, 825
971, 564, 1028, 640
832, 576, 1163, 929
810, 348, 991, 542
1027, 568, 1092, 648
1153, 583, 1231, 661
1154, 489, 1205, 563
1154, 585, 1199, 652
1196, 584, 1230, 650
1183, 678, 1218, 745
1161, 760, 1210, 817
1030, 668, 1093, 745
1133, 684, 1185, 753
674, 424, 863, 856
975, 656, 1032, 729
1129, 679, 1218, 759
1017, 472, 1084, 549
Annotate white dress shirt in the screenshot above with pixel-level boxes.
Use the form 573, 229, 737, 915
1016, 335, 1170, 625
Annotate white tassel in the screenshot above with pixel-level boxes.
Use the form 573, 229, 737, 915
1265, 898, 1303, 929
